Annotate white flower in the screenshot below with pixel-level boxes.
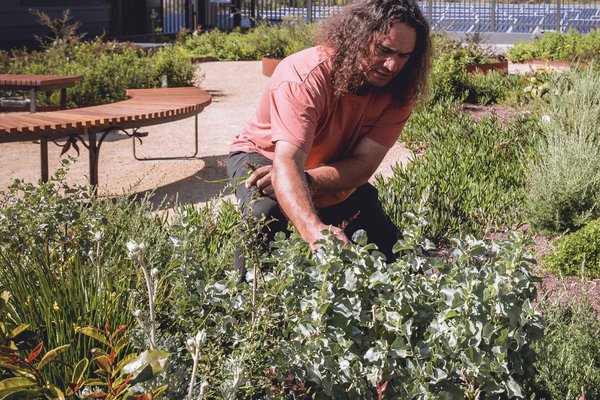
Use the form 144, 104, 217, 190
541, 114, 552, 123
195, 330, 207, 346
151, 268, 160, 279
126, 239, 146, 260
186, 337, 196, 353
132, 309, 143, 318
93, 231, 102, 241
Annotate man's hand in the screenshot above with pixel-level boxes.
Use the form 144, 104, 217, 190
308, 224, 349, 250
246, 165, 276, 199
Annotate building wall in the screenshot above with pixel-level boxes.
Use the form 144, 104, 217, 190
0, 0, 112, 49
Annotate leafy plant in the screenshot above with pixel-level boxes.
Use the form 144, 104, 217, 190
377, 104, 537, 241
0, 163, 174, 389
525, 293, 600, 399
75, 322, 169, 399
249, 20, 316, 59
543, 217, 600, 277
507, 29, 600, 63
0, 293, 69, 399
184, 29, 260, 60
266, 209, 543, 398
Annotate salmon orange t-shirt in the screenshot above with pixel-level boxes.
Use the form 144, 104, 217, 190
230, 46, 414, 208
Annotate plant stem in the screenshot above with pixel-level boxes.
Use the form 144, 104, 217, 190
188, 345, 200, 399
140, 259, 156, 349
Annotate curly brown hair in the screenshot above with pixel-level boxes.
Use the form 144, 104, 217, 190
317, 0, 432, 103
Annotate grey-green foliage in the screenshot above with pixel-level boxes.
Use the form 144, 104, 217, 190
266, 210, 543, 399
377, 103, 537, 241
527, 294, 600, 399
0, 161, 175, 389
525, 66, 600, 233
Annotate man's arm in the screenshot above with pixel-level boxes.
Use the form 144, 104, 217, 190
305, 136, 390, 194
270, 141, 347, 246
248, 136, 390, 197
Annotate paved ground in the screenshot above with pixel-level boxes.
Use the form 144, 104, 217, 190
0, 61, 412, 207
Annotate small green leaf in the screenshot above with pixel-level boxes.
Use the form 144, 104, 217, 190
153, 384, 169, 398
76, 327, 109, 347
10, 324, 30, 338
93, 355, 112, 373
38, 344, 70, 370
71, 358, 89, 387
0, 377, 38, 398
121, 349, 170, 384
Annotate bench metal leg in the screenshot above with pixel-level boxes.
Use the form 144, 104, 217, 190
40, 137, 49, 182
87, 129, 98, 186
29, 89, 36, 113
132, 114, 199, 160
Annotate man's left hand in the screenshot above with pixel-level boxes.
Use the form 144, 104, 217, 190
246, 165, 276, 199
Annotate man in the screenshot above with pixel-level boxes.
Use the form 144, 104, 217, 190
227, 0, 432, 276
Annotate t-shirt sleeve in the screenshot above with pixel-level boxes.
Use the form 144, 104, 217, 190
365, 100, 415, 148
270, 81, 322, 155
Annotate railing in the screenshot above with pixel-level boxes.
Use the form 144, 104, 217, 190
202, 0, 600, 34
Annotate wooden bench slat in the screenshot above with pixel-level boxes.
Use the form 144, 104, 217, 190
0, 87, 211, 138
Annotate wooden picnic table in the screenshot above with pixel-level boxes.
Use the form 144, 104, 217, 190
0, 74, 80, 113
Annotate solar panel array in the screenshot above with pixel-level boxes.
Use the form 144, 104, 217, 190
208, 0, 600, 33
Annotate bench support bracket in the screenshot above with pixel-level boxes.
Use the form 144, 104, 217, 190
130, 114, 199, 161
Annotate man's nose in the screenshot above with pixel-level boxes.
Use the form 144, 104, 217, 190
383, 56, 401, 73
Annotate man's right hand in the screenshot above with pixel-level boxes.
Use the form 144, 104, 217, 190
246, 165, 276, 199
307, 224, 350, 250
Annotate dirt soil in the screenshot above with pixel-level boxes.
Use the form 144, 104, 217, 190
1, 61, 598, 315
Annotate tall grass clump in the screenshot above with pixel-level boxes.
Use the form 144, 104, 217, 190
0, 163, 174, 388
525, 292, 600, 399
525, 66, 600, 233
377, 103, 538, 241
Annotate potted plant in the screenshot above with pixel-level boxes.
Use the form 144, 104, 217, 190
250, 21, 315, 77
461, 33, 508, 74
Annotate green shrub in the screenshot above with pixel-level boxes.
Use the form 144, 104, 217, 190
185, 28, 259, 60
466, 70, 526, 105
525, 294, 600, 399
428, 51, 471, 103
543, 217, 600, 277
507, 29, 600, 63
249, 21, 316, 59
264, 216, 542, 398
152, 44, 195, 87
377, 105, 537, 241
0, 40, 194, 107
525, 67, 600, 233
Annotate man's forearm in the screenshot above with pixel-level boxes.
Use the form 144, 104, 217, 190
305, 159, 374, 195
272, 157, 327, 243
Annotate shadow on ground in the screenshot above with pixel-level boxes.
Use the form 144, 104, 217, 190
139, 154, 234, 209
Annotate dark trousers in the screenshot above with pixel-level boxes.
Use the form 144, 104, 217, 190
227, 151, 400, 278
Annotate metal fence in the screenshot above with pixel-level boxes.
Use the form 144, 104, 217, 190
197, 0, 600, 33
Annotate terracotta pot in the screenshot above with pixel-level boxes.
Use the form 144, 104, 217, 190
262, 57, 281, 77
465, 58, 508, 75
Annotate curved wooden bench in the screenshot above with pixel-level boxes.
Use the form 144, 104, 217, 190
0, 87, 212, 185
